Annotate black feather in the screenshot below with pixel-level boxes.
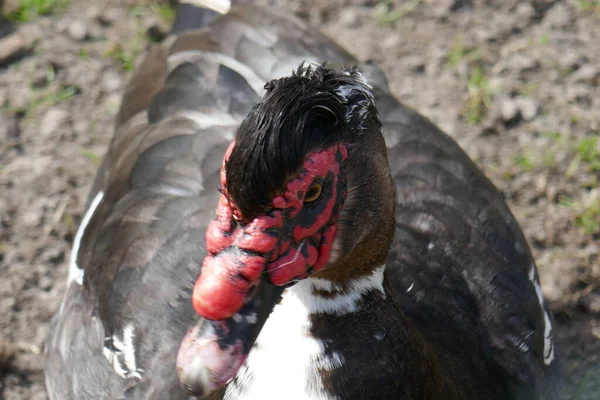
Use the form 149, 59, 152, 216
225, 63, 376, 220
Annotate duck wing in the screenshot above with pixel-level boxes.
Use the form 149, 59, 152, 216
376, 83, 561, 398
45, 4, 365, 399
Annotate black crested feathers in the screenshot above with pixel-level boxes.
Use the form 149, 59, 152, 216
225, 63, 377, 221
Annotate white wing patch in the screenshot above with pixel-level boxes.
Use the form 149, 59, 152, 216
528, 265, 555, 365
67, 191, 104, 287
103, 324, 143, 380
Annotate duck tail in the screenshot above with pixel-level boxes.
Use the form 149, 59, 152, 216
170, 0, 231, 34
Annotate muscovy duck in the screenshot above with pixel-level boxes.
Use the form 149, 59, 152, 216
45, 1, 561, 399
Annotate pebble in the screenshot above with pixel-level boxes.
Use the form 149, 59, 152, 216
339, 9, 361, 28
542, 2, 573, 29
500, 97, 519, 122
569, 64, 600, 85
431, 0, 472, 19
0, 33, 29, 67
67, 21, 88, 41
403, 55, 426, 73
581, 294, 600, 315
97, 8, 125, 26
8, 85, 34, 111
40, 108, 70, 138
38, 276, 53, 291
515, 97, 538, 121
100, 70, 123, 94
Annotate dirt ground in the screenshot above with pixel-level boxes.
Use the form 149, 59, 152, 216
0, 0, 598, 398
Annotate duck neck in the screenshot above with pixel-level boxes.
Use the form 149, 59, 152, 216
229, 265, 464, 400
291, 265, 461, 400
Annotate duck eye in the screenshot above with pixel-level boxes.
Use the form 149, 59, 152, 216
303, 183, 323, 204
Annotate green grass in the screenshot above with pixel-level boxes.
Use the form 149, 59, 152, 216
464, 63, 493, 124
104, 25, 145, 72
105, 46, 138, 72
62, 214, 76, 236
3, 64, 77, 115
78, 48, 89, 60
514, 153, 533, 172
578, 0, 600, 12
33, 85, 77, 108
558, 195, 599, 237
149, 3, 175, 26
558, 195, 575, 208
6, 0, 70, 22
131, 2, 175, 29
81, 149, 103, 167
576, 200, 600, 236
375, 0, 423, 24
104, 5, 160, 71
577, 136, 600, 172
4, 84, 78, 117
447, 35, 482, 68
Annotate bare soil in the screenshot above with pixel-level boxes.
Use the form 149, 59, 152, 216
0, 0, 598, 399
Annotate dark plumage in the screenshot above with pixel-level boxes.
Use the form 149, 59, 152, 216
44, 2, 561, 400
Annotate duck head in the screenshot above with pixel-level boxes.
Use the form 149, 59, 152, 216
177, 63, 395, 397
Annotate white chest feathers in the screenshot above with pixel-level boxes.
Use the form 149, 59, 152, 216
224, 267, 386, 400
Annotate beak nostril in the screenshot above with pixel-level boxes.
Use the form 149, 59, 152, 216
237, 272, 251, 283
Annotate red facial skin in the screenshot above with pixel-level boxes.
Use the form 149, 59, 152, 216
192, 142, 348, 321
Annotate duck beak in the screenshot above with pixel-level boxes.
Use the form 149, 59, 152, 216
177, 274, 284, 398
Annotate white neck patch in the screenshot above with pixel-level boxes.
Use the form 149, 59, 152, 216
225, 266, 386, 400
292, 265, 386, 315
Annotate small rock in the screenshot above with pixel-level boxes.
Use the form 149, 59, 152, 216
339, 9, 361, 28
40, 108, 70, 138
100, 70, 123, 94
381, 34, 400, 49
67, 21, 88, 41
72, 119, 90, 137
542, 3, 573, 29
509, 53, 539, 74
21, 208, 43, 228
403, 55, 425, 73
569, 64, 600, 85
532, 226, 546, 245
0, 33, 29, 67
8, 85, 34, 111
558, 50, 585, 72
31, 69, 50, 89
431, 0, 472, 18
566, 84, 589, 103
515, 97, 538, 121
0, 339, 17, 368
500, 97, 519, 122
97, 8, 124, 26
38, 276, 53, 291
535, 175, 548, 196
514, 3, 534, 25
581, 293, 600, 314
